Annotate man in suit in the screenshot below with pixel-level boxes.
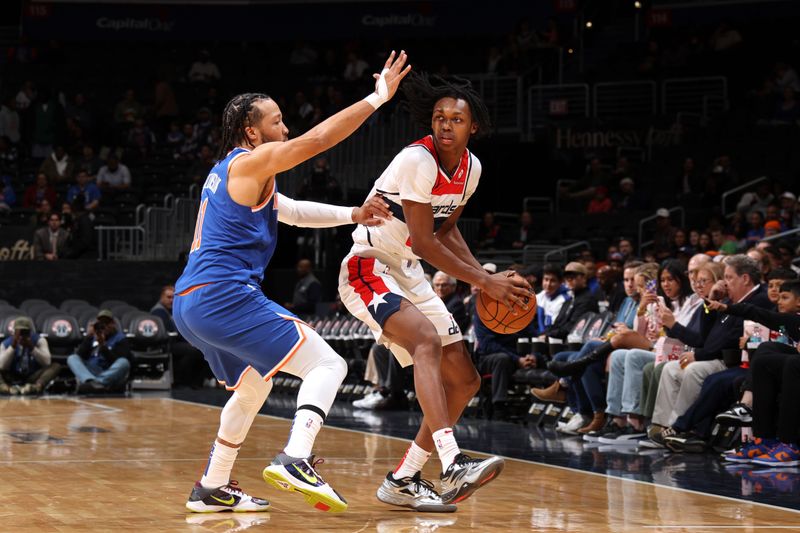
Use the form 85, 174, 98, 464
33, 212, 69, 260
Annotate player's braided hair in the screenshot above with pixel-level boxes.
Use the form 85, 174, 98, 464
401, 72, 492, 138
217, 92, 271, 160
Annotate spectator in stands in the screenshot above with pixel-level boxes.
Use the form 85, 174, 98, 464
432, 271, 468, 333
126, 118, 156, 159
747, 248, 771, 279
0, 136, 18, 167
297, 157, 342, 203
188, 50, 221, 84
33, 212, 69, 260
0, 175, 13, 212
676, 157, 702, 198
284, 259, 322, 316
39, 145, 75, 184
709, 20, 743, 52
31, 198, 53, 227
96, 154, 131, 190
477, 211, 503, 250
772, 88, 800, 124
0, 94, 20, 144
15, 80, 35, 112
745, 211, 766, 245
113, 89, 144, 126
342, 51, 370, 82
30, 87, 60, 159
0, 317, 61, 395
775, 241, 800, 274
64, 92, 95, 136
562, 157, 610, 208
648, 255, 772, 447
65, 196, 94, 259
153, 75, 179, 135
166, 121, 184, 150
179, 123, 199, 159
541, 262, 599, 343
614, 177, 648, 212
511, 210, 534, 249
737, 181, 774, 216
611, 156, 633, 182
764, 220, 782, 237
535, 264, 568, 333
618, 238, 635, 261
193, 107, 214, 146
540, 17, 560, 46
587, 185, 612, 214
66, 170, 101, 210
77, 145, 103, 176
188, 145, 215, 185
653, 208, 677, 260
150, 285, 211, 389
711, 154, 739, 188
597, 264, 625, 312
765, 268, 799, 304
22, 172, 56, 209
67, 309, 131, 394
773, 60, 800, 92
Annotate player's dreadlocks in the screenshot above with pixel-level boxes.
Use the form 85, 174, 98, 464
401, 72, 492, 138
217, 92, 271, 160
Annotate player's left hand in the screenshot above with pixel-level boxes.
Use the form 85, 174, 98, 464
352, 194, 393, 226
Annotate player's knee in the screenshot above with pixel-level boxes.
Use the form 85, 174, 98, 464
329, 353, 348, 382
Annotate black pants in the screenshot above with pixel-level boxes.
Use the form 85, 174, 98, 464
751, 342, 800, 444
476, 352, 516, 404
172, 341, 211, 388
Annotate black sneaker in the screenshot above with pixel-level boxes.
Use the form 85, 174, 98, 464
582, 418, 619, 443
598, 425, 647, 445
185, 480, 270, 513
440, 453, 504, 504
715, 403, 753, 427
665, 432, 708, 454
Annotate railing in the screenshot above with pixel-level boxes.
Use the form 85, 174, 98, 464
638, 207, 685, 252
522, 196, 554, 214
662, 76, 728, 116
456, 218, 480, 246
543, 241, 591, 263
523, 244, 562, 265
463, 74, 524, 135
527, 83, 590, 133
761, 227, 800, 243
593, 81, 656, 118
721, 176, 770, 218
96, 226, 146, 260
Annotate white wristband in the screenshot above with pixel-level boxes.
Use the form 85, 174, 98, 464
364, 93, 384, 109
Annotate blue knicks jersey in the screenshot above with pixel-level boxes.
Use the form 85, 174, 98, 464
175, 148, 279, 292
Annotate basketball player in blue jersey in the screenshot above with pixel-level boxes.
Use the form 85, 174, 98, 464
339, 73, 531, 511
176, 51, 411, 514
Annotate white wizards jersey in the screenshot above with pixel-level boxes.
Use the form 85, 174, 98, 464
351, 135, 482, 261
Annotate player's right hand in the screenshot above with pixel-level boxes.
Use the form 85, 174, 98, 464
373, 50, 412, 102
481, 271, 532, 316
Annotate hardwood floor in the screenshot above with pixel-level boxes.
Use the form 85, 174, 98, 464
1, 397, 798, 532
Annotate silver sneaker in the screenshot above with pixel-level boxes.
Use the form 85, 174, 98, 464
439, 453, 504, 504
377, 471, 456, 513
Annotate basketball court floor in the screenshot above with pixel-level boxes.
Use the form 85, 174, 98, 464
3, 394, 800, 532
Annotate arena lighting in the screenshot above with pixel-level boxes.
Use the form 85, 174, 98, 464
634, 1, 642, 8
568, 48, 574, 54
585, 20, 593, 28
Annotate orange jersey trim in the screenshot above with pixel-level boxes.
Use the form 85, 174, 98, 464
177, 282, 212, 296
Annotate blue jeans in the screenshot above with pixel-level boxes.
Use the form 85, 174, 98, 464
554, 340, 606, 415
67, 354, 130, 388
606, 349, 655, 417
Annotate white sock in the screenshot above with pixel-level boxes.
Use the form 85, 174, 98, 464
393, 441, 431, 479
433, 427, 460, 472
283, 408, 324, 458
200, 440, 239, 489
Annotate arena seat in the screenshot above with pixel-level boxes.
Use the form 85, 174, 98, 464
40, 314, 83, 361
20, 299, 51, 314
127, 314, 172, 391
34, 308, 63, 331
60, 299, 91, 314
99, 299, 130, 311
1, 315, 35, 339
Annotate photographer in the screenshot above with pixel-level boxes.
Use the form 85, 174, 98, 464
0, 317, 61, 395
67, 309, 131, 393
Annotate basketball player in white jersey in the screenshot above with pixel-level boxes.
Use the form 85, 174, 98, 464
339, 73, 531, 511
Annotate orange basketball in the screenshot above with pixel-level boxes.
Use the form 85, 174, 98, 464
476, 275, 537, 334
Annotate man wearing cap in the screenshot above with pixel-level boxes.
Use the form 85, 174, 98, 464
0, 317, 61, 395
67, 309, 131, 393
536, 264, 569, 333
653, 208, 677, 261
541, 262, 599, 342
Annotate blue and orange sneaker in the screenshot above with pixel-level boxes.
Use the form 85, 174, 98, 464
752, 443, 800, 468
722, 438, 776, 463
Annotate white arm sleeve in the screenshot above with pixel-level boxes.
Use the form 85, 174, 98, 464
32, 337, 51, 367
397, 149, 438, 204
277, 193, 355, 228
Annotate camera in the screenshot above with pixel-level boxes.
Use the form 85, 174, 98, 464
93, 321, 107, 334
18, 329, 31, 338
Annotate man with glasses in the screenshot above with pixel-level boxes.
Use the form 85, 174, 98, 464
33, 212, 69, 260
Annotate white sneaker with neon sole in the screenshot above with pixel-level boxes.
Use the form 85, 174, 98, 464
262, 453, 347, 513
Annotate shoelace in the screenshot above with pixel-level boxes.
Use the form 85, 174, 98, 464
224, 480, 245, 497
411, 475, 438, 498
298, 456, 327, 484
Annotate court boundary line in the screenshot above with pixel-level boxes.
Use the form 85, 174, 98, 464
164, 396, 800, 518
